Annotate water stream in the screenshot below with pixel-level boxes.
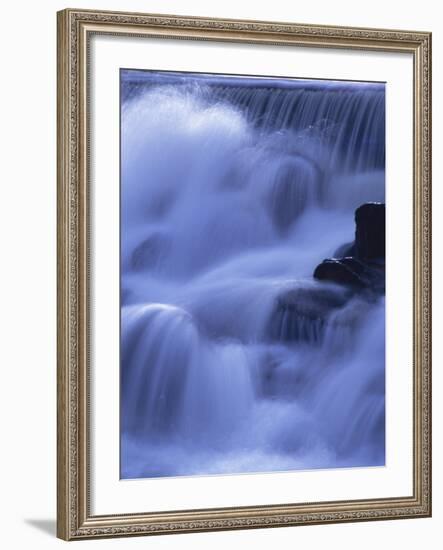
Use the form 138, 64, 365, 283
120, 71, 385, 478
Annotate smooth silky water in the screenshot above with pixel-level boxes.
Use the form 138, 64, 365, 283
120, 71, 385, 479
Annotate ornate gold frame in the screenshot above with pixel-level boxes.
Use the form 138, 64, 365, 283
57, 8, 432, 541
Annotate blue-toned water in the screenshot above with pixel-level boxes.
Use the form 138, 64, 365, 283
120, 71, 385, 479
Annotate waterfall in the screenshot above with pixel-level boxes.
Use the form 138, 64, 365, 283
120, 70, 385, 479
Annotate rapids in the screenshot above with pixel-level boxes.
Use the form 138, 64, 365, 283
120, 70, 385, 478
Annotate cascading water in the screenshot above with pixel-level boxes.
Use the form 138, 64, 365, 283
120, 70, 385, 479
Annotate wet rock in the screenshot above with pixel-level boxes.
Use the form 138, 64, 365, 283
314, 259, 365, 288
268, 285, 350, 344
355, 202, 385, 260
313, 202, 385, 293
314, 257, 385, 293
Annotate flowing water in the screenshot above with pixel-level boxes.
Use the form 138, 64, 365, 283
120, 70, 385, 479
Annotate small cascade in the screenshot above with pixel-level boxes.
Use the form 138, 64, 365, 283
121, 304, 254, 447
121, 304, 200, 437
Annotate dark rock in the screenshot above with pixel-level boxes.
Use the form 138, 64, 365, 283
268, 285, 350, 344
313, 202, 385, 293
314, 259, 365, 288
314, 257, 385, 292
355, 202, 385, 260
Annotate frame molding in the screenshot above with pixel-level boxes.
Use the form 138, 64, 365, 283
57, 8, 431, 540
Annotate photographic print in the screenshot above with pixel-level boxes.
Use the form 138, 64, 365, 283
57, 11, 432, 539
120, 69, 386, 480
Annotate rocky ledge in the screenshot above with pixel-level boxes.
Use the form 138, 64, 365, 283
268, 202, 385, 345
313, 202, 385, 293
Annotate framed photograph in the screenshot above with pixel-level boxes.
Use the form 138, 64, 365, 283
57, 8, 432, 540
